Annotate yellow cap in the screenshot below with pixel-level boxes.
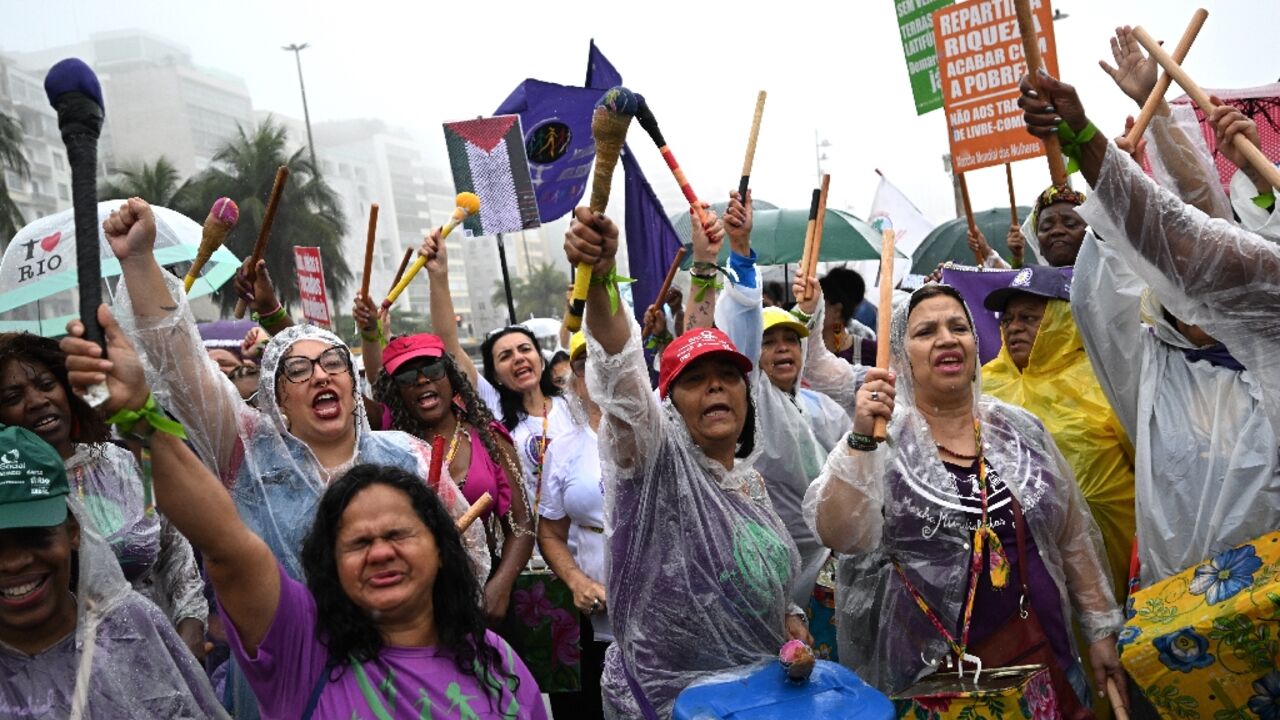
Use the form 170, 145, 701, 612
762, 307, 809, 339
569, 331, 587, 361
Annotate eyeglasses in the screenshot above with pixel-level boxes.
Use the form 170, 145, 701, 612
280, 347, 351, 384
392, 359, 447, 387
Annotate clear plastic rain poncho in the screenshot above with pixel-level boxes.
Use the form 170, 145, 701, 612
585, 315, 801, 720
114, 274, 488, 719
1072, 141, 1280, 584
715, 275, 848, 606
801, 287, 1123, 696
65, 442, 207, 626
981, 299, 1136, 600
0, 496, 226, 718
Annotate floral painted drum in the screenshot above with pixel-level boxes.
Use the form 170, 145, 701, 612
1119, 531, 1280, 720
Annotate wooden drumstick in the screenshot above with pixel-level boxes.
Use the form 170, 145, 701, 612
1125, 9, 1208, 147
644, 247, 687, 335
388, 247, 413, 296
958, 173, 983, 266
360, 203, 379, 300
456, 492, 494, 534
872, 227, 895, 442
798, 188, 821, 297
1107, 678, 1130, 720
1132, 25, 1280, 191
234, 165, 290, 319
738, 91, 767, 201
1013, 0, 1067, 186
803, 174, 831, 302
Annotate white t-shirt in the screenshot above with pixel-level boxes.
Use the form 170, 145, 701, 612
477, 377, 575, 503
540, 423, 611, 641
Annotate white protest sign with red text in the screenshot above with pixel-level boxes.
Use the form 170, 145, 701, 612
293, 246, 332, 328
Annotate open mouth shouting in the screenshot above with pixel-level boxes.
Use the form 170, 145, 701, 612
933, 350, 966, 376
311, 390, 342, 420
414, 389, 441, 413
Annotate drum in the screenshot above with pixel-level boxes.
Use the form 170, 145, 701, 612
673, 658, 894, 719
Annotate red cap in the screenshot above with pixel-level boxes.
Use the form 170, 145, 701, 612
382, 334, 446, 376
658, 328, 753, 399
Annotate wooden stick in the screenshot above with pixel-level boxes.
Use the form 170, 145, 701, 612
388, 247, 413, 295
456, 492, 493, 534
798, 188, 821, 297
872, 227, 895, 442
360, 203, 379, 299
1133, 26, 1280, 191
1107, 678, 1130, 720
645, 247, 687, 330
1012, 0, 1067, 186
957, 172, 983, 266
738, 91, 767, 201
234, 165, 290, 318
1126, 9, 1209, 147
427, 435, 446, 488
1005, 163, 1018, 226
804, 175, 831, 301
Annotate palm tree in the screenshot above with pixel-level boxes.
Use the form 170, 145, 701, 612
0, 110, 31, 243
493, 262, 569, 320
99, 157, 198, 215
194, 117, 351, 315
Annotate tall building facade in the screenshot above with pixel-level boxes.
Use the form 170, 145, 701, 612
0, 53, 73, 233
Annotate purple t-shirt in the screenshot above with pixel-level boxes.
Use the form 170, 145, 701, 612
223, 563, 546, 720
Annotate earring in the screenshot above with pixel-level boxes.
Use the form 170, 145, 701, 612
282, 414, 291, 431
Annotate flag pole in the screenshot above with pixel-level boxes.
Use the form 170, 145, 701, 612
496, 232, 518, 325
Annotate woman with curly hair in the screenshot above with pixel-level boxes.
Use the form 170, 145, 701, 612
354, 289, 534, 627
0, 331, 209, 660
60, 309, 546, 718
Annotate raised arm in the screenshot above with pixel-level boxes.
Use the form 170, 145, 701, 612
568, 208, 661, 478
352, 292, 384, 386
421, 228, 479, 386
105, 199, 249, 478
685, 203, 726, 332
792, 273, 866, 417
802, 366, 895, 554
713, 191, 763, 365
62, 305, 280, 655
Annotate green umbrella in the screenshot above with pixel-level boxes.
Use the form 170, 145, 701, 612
671, 203, 899, 267
910, 206, 1034, 274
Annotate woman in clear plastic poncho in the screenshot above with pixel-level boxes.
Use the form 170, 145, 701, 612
802, 283, 1125, 710
713, 191, 849, 606
0, 333, 208, 657
102, 198, 488, 716
0, 425, 225, 719
566, 207, 809, 719
1019, 72, 1280, 586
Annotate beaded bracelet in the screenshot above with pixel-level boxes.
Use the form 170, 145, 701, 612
845, 431, 878, 452
790, 307, 814, 324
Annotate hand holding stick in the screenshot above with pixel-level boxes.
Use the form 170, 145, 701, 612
382, 192, 480, 311
1131, 25, 1280, 191
1107, 678, 1130, 720
234, 165, 290, 319
642, 247, 687, 339
873, 227, 895, 442
566, 86, 637, 332
738, 91, 767, 201
1124, 10, 1208, 146
360, 203, 379, 300
1013, 0, 1067, 186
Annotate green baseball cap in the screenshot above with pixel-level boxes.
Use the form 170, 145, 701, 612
0, 426, 70, 529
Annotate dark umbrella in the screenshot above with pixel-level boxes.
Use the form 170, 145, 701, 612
910, 206, 1034, 274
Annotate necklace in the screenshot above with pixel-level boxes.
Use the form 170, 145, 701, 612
935, 442, 979, 461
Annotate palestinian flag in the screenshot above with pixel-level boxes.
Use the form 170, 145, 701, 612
443, 115, 541, 236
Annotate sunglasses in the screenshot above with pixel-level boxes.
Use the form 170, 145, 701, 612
392, 359, 447, 387
280, 347, 351, 384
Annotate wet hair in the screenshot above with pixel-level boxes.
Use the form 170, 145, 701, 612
0, 333, 109, 446
372, 352, 526, 503
762, 281, 786, 307
479, 327, 561, 430
819, 267, 866, 325
300, 464, 517, 703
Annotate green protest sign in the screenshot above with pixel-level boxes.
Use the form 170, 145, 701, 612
896, 0, 955, 115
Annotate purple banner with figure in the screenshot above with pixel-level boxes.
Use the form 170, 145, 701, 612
494, 80, 600, 223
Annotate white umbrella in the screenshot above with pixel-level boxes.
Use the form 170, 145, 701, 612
0, 200, 240, 335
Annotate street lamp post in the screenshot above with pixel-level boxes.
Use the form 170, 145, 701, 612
282, 43, 319, 175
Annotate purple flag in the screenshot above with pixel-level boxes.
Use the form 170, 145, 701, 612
585, 40, 683, 323
941, 264, 1074, 365
494, 80, 599, 223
